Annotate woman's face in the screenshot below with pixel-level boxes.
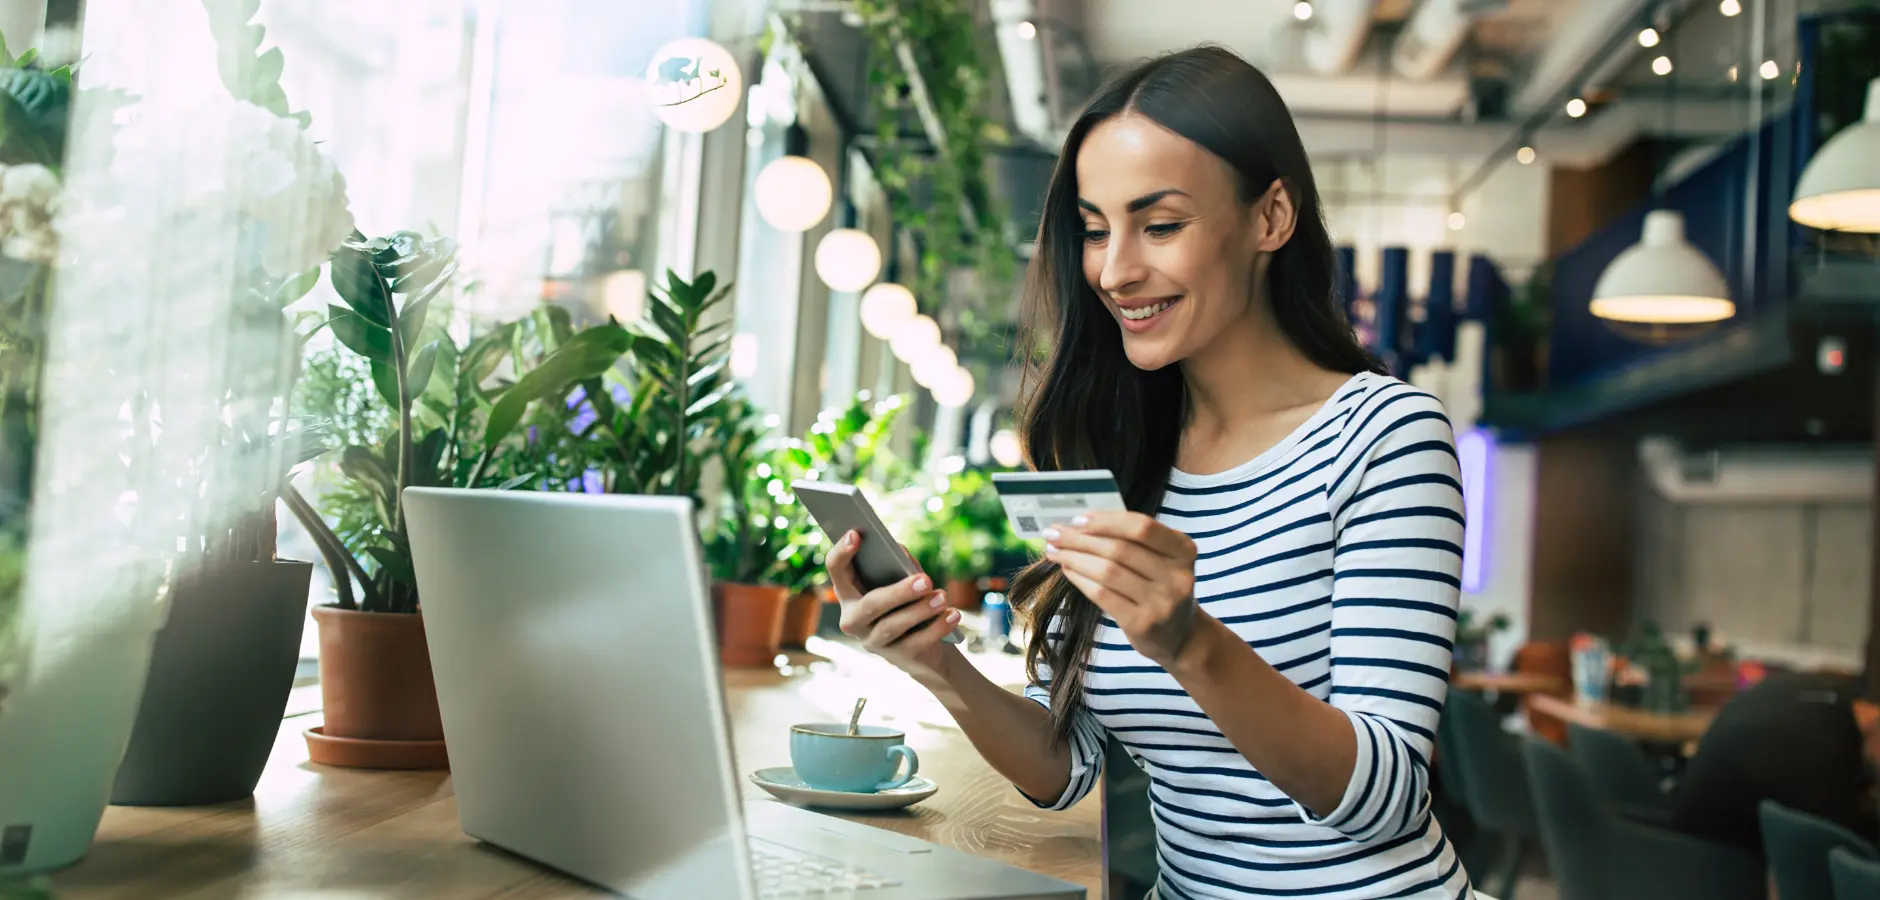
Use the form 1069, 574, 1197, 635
1074, 113, 1295, 372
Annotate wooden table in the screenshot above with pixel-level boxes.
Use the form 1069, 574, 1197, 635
1525, 693, 1717, 745
44, 642, 1101, 898
1452, 671, 1568, 695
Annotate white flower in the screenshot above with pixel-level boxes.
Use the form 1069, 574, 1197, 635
83, 98, 354, 277
0, 163, 61, 264
1, 164, 58, 208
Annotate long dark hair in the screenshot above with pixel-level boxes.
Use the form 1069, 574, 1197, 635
1013, 45, 1382, 746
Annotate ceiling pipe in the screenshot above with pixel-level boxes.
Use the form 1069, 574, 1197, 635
1301, 0, 1379, 76
1391, 0, 1475, 80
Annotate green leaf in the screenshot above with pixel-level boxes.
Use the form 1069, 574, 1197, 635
327, 307, 394, 362
459, 322, 515, 390
0, 30, 14, 67
254, 47, 284, 86
253, 81, 288, 115
398, 291, 433, 346
390, 252, 456, 295
370, 359, 399, 408
364, 546, 417, 589
483, 325, 631, 448
329, 247, 394, 328
276, 266, 322, 306
494, 472, 534, 491
407, 341, 439, 397
0, 89, 53, 167
14, 49, 36, 68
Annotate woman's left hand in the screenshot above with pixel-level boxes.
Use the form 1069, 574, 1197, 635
1045, 511, 1203, 668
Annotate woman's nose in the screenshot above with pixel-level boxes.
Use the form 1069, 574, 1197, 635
1098, 236, 1147, 296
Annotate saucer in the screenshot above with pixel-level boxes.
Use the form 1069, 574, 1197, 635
750, 767, 938, 811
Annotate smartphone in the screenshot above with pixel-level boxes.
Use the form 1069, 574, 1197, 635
791, 480, 963, 644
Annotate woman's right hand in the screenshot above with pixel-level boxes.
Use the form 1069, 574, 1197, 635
826, 529, 962, 685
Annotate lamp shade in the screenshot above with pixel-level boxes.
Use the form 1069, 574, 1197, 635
859, 283, 917, 338
932, 367, 975, 408
814, 228, 881, 292
1589, 210, 1734, 324
1790, 78, 1880, 233
645, 38, 742, 134
753, 155, 831, 232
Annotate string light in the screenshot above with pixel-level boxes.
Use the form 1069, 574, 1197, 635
1293, 1, 1313, 21
1652, 56, 1674, 76
1638, 28, 1660, 48
1566, 97, 1588, 118
1720, 0, 1741, 16
1516, 146, 1537, 165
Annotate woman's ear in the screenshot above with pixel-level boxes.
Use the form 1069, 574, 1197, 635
1253, 179, 1298, 253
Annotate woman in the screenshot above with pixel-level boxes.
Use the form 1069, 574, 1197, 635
827, 45, 1471, 899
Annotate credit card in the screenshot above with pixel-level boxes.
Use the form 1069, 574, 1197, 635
990, 470, 1127, 540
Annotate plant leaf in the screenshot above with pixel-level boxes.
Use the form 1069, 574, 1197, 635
370, 359, 399, 408
329, 246, 394, 328
407, 341, 439, 397
364, 546, 417, 589
327, 307, 394, 362
399, 291, 433, 346
276, 266, 322, 306
494, 472, 534, 491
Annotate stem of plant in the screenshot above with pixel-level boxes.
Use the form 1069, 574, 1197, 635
379, 265, 413, 532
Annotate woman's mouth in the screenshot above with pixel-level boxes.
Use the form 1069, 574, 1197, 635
1116, 296, 1180, 331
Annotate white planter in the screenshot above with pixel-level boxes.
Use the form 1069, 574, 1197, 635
0, 623, 161, 875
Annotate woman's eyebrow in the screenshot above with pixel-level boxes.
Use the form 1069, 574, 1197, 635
1076, 189, 1192, 215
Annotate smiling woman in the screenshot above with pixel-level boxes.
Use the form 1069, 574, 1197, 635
825, 44, 1473, 900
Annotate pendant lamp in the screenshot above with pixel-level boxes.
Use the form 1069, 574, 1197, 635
1790, 78, 1880, 233
1590, 210, 1734, 324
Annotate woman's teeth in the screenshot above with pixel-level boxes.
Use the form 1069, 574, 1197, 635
1120, 300, 1173, 321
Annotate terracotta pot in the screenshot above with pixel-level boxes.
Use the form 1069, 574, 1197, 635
714, 582, 789, 667
304, 605, 447, 769
946, 577, 984, 611
780, 590, 822, 649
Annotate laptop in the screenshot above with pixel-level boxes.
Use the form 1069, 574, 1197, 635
403, 488, 1085, 900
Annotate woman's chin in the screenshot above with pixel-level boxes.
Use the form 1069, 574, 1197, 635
1122, 338, 1181, 372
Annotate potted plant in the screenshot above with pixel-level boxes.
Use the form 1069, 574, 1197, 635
1454, 608, 1511, 674
281, 228, 539, 770
108, 272, 336, 806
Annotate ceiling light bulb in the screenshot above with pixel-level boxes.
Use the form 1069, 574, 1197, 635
1652, 56, 1674, 76
1638, 28, 1660, 48
1760, 60, 1780, 80
1446, 212, 1466, 231
1720, 0, 1741, 16
752, 155, 832, 232
859, 283, 918, 339
1516, 146, 1537, 165
645, 38, 742, 134
1566, 97, 1588, 118
813, 228, 882, 293
1015, 20, 1037, 40
1293, 1, 1313, 21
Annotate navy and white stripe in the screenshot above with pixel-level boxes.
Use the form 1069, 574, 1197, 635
1022, 373, 1473, 899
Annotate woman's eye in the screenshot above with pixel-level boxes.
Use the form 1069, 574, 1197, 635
1146, 222, 1185, 238
1080, 228, 1110, 244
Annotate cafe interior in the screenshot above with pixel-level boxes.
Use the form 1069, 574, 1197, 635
3, 0, 1880, 897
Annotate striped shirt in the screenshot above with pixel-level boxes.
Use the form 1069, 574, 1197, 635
1023, 372, 1473, 899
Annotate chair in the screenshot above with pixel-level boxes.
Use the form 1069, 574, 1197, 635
1512, 641, 1571, 744
1566, 723, 1671, 817
1762, 801, 1880, 900
1446, 689, 1540, 899
1523, 738, 1764, 900
1831, 847, 1880, 900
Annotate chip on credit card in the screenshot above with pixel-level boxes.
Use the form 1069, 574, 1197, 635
990, 470, 1128, 540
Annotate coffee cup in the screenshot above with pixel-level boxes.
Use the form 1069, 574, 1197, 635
789, 723, 919, 793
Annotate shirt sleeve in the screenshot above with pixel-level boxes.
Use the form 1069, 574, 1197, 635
1018, 642, 1109, 810
1296, 384, 1464, 842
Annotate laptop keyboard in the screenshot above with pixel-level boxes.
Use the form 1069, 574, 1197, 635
748, 837, 902, 897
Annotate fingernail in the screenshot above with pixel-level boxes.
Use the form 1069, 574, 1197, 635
912, 575, 930, 592
1042, 528, 1061, 541
846, 531, 859, 547
1070, 516, 1088, 527
1044, 544, 1059, 557
946, 609, 961, 623
929, 593, 948, 609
